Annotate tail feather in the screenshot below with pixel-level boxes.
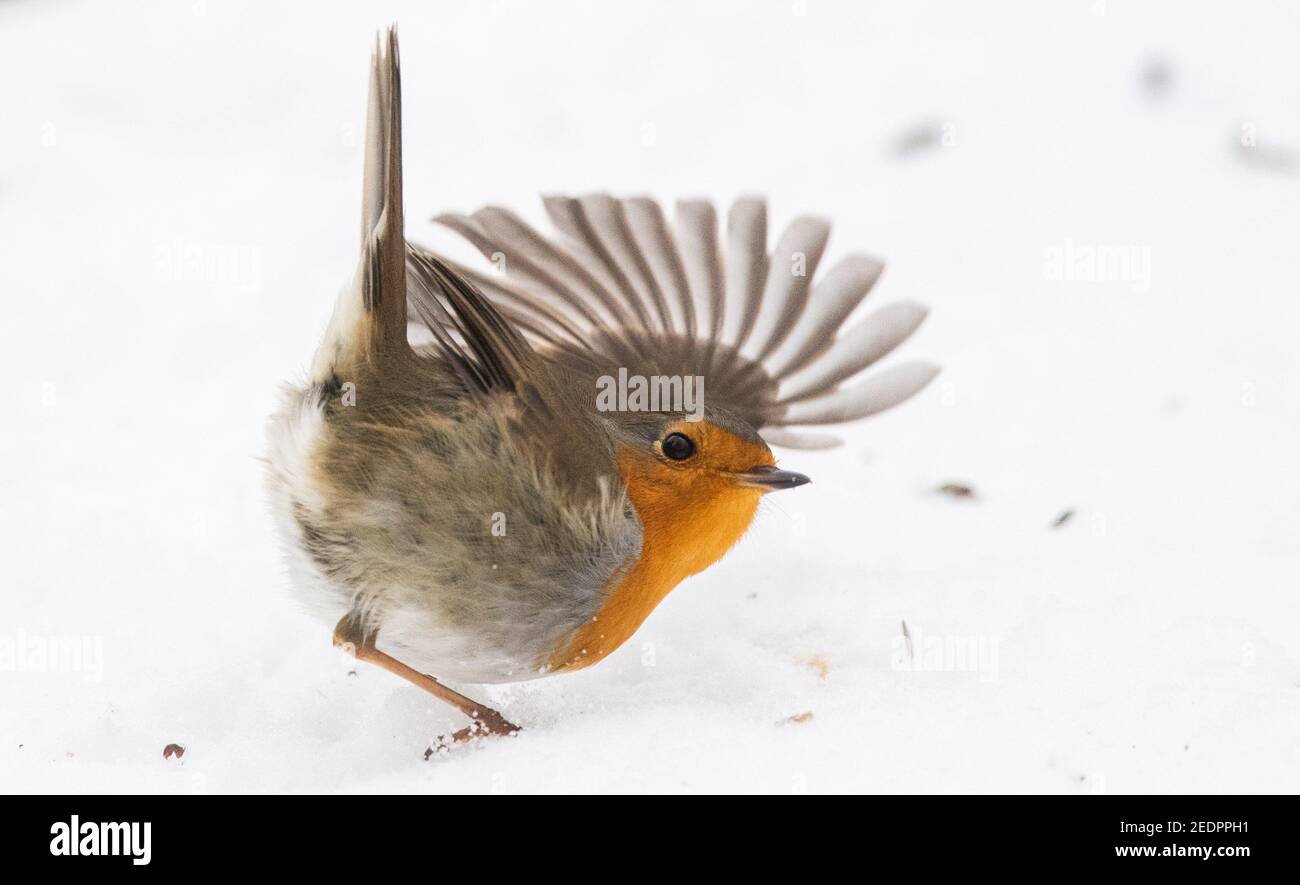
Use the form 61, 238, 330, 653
312, 27, 408, 382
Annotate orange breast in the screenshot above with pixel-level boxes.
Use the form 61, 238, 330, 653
548, 448, 763, 672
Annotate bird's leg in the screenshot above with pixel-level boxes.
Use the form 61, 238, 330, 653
333, 614, 520, 743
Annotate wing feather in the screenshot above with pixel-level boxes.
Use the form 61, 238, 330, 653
620, 197, 697, 342
776, 301, 929, 403
721, 197, 769, 352
540, 197, 648, 332
674, 199, 725, 352
744, 216, 830, 363
766, 254, 885, 378
427, 194, 937, 447
776, 362, 941, 425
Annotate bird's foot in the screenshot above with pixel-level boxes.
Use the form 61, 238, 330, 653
333, 612, 521, 754
427, 715, 521, 756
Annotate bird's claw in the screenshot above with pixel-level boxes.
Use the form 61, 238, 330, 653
426, 717, 521, 756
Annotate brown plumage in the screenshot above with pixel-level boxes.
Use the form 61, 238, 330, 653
265, 27, 938, 741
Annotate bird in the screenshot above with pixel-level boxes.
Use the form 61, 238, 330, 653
265, 28, 938, 742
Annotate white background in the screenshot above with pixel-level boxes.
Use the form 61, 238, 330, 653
2, 0, 1297, 793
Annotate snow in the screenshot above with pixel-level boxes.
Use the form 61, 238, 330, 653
2, 0, 1298, 793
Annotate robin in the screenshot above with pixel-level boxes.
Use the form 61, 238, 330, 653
265, 29, 938, 742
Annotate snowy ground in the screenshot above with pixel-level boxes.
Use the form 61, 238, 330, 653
2, 0, 1298, 793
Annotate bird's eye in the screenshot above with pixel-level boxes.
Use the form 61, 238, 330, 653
661, 432, 696, 461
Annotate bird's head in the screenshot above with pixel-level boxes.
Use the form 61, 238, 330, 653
609, 410, 810, 580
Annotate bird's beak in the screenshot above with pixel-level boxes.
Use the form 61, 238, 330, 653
736, 465, 812, 492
